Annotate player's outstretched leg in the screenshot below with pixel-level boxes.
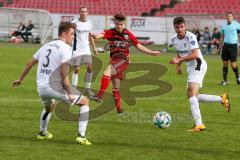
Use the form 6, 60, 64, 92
197, 93, 230, 112
72, 66, 79, 87
83, 64, 95, 97
90, 65, 117, 103
75, 96, 92, 145
37, 101, 56, 140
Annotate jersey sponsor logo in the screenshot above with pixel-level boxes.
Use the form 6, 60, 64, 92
176, 50, 189, 54
113, 40, 131, 49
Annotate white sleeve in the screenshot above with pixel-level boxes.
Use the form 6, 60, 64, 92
60, 46, 71, 63
33, 47, 43, 60
90, 21, 93, 33
189, 34, 199, 50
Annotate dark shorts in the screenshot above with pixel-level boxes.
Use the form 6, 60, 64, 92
221, 43, 238, 62
111, 58, 129, 80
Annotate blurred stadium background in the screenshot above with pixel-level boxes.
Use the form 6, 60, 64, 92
1, 1, 240, 159
1, 0, 240, 45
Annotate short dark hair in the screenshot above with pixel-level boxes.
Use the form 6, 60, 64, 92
79, 6, 87, 12
114, 13, 126, 21
58, 22, 76, 36
173, 16, 185, 25
226, 11, 232, 15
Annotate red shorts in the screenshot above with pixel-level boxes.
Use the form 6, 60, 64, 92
111, 58, 129, 80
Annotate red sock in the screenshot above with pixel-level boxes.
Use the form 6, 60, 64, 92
97, 75, 110, 98
112, 88, 121, 112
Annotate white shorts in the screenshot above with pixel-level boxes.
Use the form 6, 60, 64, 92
38, 86, 83, 107
187, 67, 207, 88
71, 52, 92, 66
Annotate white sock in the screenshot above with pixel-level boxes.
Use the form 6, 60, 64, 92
189, 96, 203, 126
85, 72, 92, 89
40, 108, 52, 134
78, 105, 89, 137
72, 73, 78, 87
197, 94, 222, 103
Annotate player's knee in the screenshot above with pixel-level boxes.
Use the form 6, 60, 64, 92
74, 68, 79, 74
45, 106, 53, 112
79, 96, 89, 106
45, 100, 56, 112
223, 61, 228, 66
87, 65, 92, 72
87, 68, 92, 73
187, 89, 195, 98
230, 63, 237, 68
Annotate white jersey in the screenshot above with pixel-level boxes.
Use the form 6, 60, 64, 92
72, 18, 93, 56
33, 40, 72, 89
170, 31, 207, 70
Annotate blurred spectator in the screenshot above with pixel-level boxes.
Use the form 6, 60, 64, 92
21, 20, 35, 42
202, 26, 212, 54
192, 27, 201, 42
12, 22, 25, 37
211, 27, 221, 54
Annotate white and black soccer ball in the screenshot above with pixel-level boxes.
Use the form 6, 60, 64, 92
153, 111, 171, 128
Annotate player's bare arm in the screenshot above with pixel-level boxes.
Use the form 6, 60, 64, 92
13, 57, 38, 87
89, 33, 99, 55
135, 43, 161, 56
176, 55, 182, 74
60, 63, 74, 101
219, 34, 224, 50
92, 33, 104, 40
170, 48, 199, 64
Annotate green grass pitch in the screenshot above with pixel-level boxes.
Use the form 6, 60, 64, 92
0, 42, 240, 160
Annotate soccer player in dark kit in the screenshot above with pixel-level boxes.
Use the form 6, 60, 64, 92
91, 13, 161, 113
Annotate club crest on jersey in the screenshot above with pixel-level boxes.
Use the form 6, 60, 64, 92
184, 43, 187, 47
191, 41, 195, 45
124, 35, 129, 40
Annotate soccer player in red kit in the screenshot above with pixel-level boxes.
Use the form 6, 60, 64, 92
91, 13, 161, 113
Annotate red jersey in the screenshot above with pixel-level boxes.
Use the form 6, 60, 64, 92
103, 28, 139, 60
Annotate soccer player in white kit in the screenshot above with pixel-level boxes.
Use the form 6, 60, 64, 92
71, 6, 98, 97
170, 17, 231, 132
13, 22, 91, 145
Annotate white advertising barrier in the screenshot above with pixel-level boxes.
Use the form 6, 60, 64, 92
50, 14, 224, 45
50, 14, 167, 44
127, 17, 167, 44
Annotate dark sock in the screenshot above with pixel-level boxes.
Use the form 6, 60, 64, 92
223, 67, 228, 82
232, 67, 239, 79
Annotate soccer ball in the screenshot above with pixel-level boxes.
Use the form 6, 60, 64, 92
153, 111, 171, 128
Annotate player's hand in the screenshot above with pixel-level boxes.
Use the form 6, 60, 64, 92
13, 80, 22, 87
176, 66, 182, 74
170, 57, 181, 64
68, 94, 75, 102
152, 51, 161, 56
91, 34, 97, 40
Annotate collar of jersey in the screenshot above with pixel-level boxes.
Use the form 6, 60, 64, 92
78, 18, 87, 22
177, 32, 186, 40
